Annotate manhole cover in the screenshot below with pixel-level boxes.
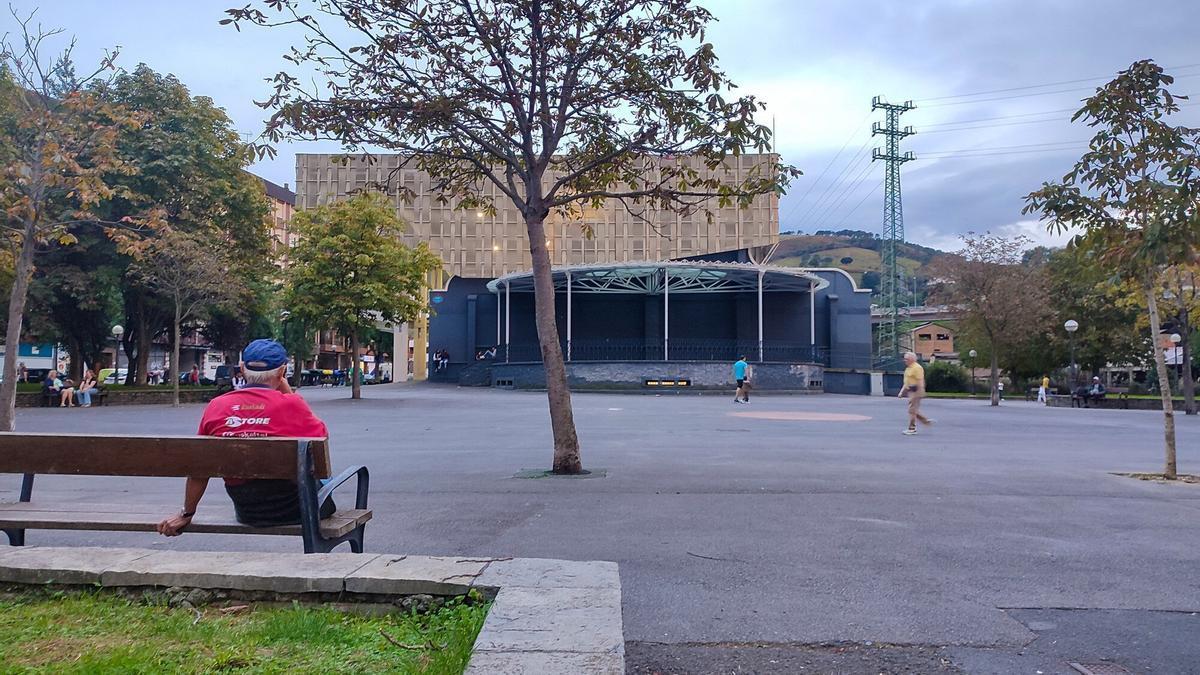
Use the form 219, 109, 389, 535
1069, 662, 1131, 675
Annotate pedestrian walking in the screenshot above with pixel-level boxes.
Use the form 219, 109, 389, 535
899, 352, 932, 435
1038, 374, 1050, 404
732, 355, 749, 403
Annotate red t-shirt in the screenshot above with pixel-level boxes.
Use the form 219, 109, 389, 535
197, 385, 328, 486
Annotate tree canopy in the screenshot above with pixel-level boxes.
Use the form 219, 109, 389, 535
283, 192, 441, 399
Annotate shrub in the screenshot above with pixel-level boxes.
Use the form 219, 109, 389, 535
925, 361, 970, 393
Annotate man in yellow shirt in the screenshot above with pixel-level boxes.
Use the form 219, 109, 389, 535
899, 351, 932, 435
1038, 375, 1050, 404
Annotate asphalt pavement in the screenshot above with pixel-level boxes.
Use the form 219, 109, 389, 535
5, 384, 1199, 673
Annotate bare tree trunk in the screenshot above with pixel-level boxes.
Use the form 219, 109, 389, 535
989, 350, 1000, 407
525, 215, 582, 474
0, 232, 40, 431
172, 304, 181, 407
1182, 309, 1195, 415
1146, 288, 1177, 478
350, 328, 361, 400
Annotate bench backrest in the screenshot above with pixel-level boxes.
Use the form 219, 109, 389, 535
0, 433, 331, 480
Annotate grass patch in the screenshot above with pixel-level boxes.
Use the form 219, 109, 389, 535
0, 588, 488, 674
1114, 472, 1200, 484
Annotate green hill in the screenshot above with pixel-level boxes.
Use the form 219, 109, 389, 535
770, 230, 947, 301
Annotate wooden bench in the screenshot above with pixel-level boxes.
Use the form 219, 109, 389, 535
0, 433, 370, 554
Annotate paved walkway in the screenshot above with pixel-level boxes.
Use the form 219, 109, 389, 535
5, 385, 1200, 673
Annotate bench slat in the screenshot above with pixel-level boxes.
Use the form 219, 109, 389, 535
0, 434, 330, 479
0, 503, 370, 539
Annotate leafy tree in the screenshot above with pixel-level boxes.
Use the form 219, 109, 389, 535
1024, 60, 1200, 478
226, 0, 798, 474
927, 233, 1052, 406
128, 230, 246, 406
25, 229, 124, 379
89, 65, 270, 384
0, 13, 141, 430
283, 193, 440, 400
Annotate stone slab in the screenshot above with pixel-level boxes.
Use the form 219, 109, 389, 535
473, 586, 625, 654
0, 546, 155, 585
466, 650, 625, 674
101, 550, 379, 593
345, 554, 487, 595
474, 557, 620, 590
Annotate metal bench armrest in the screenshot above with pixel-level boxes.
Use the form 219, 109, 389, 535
318, 465, 369, 510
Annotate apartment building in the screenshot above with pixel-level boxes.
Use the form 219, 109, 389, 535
295, 153, 781, 281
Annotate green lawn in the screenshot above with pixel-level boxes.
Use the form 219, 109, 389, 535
0, 589, 488, 674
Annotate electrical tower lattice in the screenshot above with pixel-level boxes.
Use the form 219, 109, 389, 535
871, 97, 915, 365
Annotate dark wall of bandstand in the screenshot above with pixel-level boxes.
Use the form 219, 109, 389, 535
427, 269, 873, 384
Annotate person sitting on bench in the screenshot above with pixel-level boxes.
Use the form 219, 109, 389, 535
1088, 376, 1107, 402
157, 339, 334, 536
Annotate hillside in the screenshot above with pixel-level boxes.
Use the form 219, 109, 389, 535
770, 230, 948, 302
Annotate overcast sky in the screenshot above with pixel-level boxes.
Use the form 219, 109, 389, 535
8, 1, 1199, 251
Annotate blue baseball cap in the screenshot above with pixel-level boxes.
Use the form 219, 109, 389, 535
242, 339, 289, 371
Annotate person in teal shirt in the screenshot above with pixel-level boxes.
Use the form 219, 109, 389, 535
732, 356, 749, 404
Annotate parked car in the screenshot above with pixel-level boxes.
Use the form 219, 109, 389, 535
100, 368, 128, 385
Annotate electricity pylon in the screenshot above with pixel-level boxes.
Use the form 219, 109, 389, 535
871, 96, 915, 366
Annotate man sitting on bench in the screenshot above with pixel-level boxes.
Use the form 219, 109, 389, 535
157, 339, 334, 536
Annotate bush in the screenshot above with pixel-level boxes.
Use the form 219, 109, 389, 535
925, 361, 970, 393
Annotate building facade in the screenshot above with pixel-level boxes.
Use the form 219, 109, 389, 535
295, 153, 781, 280
906, 321, 956, 361
260, 177, 298, 261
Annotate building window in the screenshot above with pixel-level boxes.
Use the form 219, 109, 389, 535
917, 334, 932, 341
936, 333, 951, 341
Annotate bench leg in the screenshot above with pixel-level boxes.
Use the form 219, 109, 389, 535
3, 528, 25, 546
348, 525, 365, 554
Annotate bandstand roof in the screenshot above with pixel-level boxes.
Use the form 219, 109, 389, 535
487, 261, 830, 295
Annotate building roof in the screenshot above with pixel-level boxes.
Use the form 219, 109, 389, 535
255, 174, 295, 206
487, 261, 830, 294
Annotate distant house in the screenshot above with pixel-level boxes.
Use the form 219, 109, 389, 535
905, 321, 957, 361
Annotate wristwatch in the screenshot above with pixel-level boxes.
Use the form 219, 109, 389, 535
180, 510, 196, 518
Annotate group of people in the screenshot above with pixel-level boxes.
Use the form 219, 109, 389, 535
43, 369, 101, 407
433, 349, 451, 372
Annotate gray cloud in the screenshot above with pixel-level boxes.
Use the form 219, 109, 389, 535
10, 0, 1198, 250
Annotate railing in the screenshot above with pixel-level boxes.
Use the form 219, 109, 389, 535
502, 339, 830, 364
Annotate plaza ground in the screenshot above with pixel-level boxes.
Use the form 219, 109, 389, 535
5, 385, 1200, 674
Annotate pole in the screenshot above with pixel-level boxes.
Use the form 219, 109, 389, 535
810, 279, 816, 361
504, 281, 511, 363
1069, 334, 1076, 387
495, 288, 501, 347
663, 267, 670, 361
566, 271, 572, 362
114, 341, 120, 386
757, 269, 764, 362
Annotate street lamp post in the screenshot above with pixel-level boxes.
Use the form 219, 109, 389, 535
968, 349, 978, 397
1064, 319, 1079, 387
111, 325, 124, 385
1171, 333, 1182, 392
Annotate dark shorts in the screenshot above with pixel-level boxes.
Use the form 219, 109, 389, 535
224, 479, 336, 528
736, 379, 745, 388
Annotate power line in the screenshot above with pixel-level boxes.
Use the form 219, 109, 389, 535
918, 140, 1089, 155
918, 100, 1198, 134
789, 140, 874, 228
922, 145, 1089, 159
920, 73, 1200, 108
807, 154, 878, 229
916, 63, 1200, 103
829, 178, 884, 231
780, 109, 874, 226
921, 107, 1078, 127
